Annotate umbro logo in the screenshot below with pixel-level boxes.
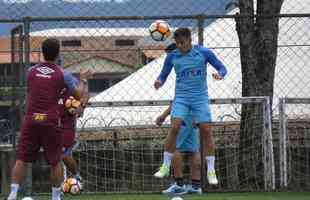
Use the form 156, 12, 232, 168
36, 67, 55, 75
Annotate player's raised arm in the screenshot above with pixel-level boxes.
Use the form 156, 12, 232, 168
80, 87, 90, 108
154, 54, 174, 89
64, 69, 92, 100
200, 47, 227, 80
76, 82, 90, 117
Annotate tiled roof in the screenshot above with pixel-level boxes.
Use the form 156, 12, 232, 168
0, 51, 43, 64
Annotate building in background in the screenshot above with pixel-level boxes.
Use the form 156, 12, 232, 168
0, 27, 170, 117
0, 27, 169, 95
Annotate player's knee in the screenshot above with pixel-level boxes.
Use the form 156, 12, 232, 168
173, 151, 182, 162
200, 126, 212, 136
171, 120, 182, 133
194, 161, 201, 170
174, 151, 182, 157
192, 154, 201, 169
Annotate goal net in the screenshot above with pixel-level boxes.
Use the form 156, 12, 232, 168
31, 97, 274, 193
279, 98, 310, 190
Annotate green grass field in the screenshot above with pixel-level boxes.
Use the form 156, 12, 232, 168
13, 192, 310, 200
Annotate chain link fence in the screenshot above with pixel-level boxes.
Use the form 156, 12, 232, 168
29, 97, 274, 193
278, 98, 310, 190
0, 0, 310, 195
0, 1, 309, 112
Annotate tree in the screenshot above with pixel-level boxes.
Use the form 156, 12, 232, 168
235, 0, 284, 189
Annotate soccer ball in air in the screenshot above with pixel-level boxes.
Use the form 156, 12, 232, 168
149, 20, 171, 41
62, 177, 82, 195
65, 96, 81, 115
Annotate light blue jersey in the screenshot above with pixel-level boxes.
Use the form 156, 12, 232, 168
157, 45, 227, 99
157, 45, 227, 123
176, 113, 199, 153
63, 70, 79, 93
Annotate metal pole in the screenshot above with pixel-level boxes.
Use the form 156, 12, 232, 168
24, 17, 31, 76
262, 98, 268, 190
265, 97, 275, 190
262, 96, 275, 190
279, 98, 287, 187
197, 15, 204, 45
23, 17, 32, 197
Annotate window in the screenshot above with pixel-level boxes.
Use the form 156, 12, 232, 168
88, 79, 110, 93
115, 39, 135, 46
146, 57, 155, 63
88, 78, 123, 93
6, 64, 12, 75
111, 78, 122, 85
61, 40, 82, 47
0, 66, 4, 76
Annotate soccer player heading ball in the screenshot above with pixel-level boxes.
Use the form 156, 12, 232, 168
154, 27, 227, 186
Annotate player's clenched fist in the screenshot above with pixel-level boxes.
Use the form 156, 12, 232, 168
212, 73, 223, 80
154, 80, 162, 90
79, 69, 93, 80
156, 115, 166, 126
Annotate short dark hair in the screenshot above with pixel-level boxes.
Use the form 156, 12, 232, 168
42, 38, 60, 61
174, 27, 191, 40
165, 43, 177, 53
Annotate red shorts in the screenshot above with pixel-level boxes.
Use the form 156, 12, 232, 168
17, 115, 63, 166
61, 128, 75, 149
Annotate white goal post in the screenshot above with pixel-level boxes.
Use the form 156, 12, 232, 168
279, 98, 310, 189
72, 96, 275, 192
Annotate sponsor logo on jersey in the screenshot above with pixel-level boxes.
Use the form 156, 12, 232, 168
177, 68, 202, 79
35, 66, 55, 78
36, 66, 55, 75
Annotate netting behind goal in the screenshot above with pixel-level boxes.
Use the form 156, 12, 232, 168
31, 97, 274, 193
279, 98, 310, 190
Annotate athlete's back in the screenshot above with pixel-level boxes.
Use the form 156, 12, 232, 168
26, 62, 64, 122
